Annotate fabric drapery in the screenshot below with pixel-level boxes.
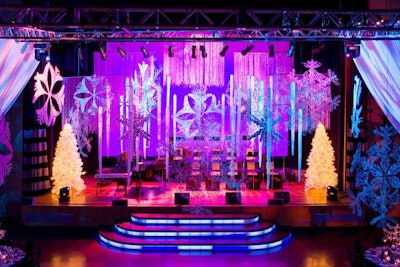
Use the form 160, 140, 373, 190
0, 40, 39, 116
354, 40, 400, 133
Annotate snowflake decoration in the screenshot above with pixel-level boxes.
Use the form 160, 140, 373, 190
175, 85, 222, 139
347, 124, 400, 228
68, 100, 93, 157
247, 110, 283, 143
119, 112, 151, 142
0, 116, 13, 185
32, 62, 65, 126
73, 76, 111, 116
288, 59, 340, 132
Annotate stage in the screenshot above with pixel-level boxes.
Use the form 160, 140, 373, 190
19, 173, 368, 228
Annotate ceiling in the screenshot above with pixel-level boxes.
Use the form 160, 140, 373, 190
1, 5, 400, 42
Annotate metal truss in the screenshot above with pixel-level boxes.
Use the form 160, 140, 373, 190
1, 6, 400, 42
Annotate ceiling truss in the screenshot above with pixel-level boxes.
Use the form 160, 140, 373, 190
1, 6, 400, 42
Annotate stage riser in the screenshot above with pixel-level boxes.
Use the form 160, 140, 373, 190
21, 205, 366, 227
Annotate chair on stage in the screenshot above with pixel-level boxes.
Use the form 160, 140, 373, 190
186, 161, 202, 190
246, 161, 261, 190
206, 162, 221, 191
226, 161, 241, 190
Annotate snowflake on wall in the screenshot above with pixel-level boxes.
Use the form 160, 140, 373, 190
175, 85, 222, 139
347, 124, 400, 228
289, 59, 340, 132
32, 62, 65, 126
0, 116, 13, 185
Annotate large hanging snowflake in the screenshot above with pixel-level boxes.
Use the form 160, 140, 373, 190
289, 59, 340, 132
175, 85, 222, 139
32, 62, 65, 126
247, 110, 283, 143
348, 124, 400, 228
73, 76, 111, 116
68, 100, 93, 157
0, 116, 12, 185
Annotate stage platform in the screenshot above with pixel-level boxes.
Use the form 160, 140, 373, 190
20, 174, 367, 228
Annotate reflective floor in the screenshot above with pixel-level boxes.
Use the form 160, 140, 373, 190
6, 224, 381, 267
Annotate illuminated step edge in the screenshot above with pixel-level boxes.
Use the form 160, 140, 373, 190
115, 224, 275, 238
130, 216, 259, 225
98, 233, 292, 252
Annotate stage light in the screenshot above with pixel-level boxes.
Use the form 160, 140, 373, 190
99, 43, 107, 60
141, 46, 149, 58
191, 45, 197, 58
117, 47, 127, 58
241, 44, 254, 56
200, 45, 207, 58
269, 44, 275, 57
287, 41, 295, 57
59, 187, 70, 202
168, 46, 174, 57
34, 43, 50, 62
327, 186, 338, 201
344, 40, 360, 58
219, 45, 229, 57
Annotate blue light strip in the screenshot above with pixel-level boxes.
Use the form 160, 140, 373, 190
99, 235, 143, 250
130, 216, 259, 225
115, 224, 274, 238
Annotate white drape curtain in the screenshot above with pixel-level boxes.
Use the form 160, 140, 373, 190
0, 39, 39, 116
353, 40, 400, 133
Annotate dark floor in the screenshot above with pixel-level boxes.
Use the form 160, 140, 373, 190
3, 224, 381, 267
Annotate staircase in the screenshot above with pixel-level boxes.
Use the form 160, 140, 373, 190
98, 213, 292, 252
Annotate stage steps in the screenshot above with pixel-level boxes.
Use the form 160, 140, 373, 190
98, 213, 292, 252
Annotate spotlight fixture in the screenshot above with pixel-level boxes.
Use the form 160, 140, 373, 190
287, 41, 295, 57
241, 44, 254, 56
34, 43, 50, 62
200, 45, 207, 58
219, 45, 229, 57
191, 45, 197, 59
344, 40, 361, 59
168, 46, 174, 57
141, 46, 149, 58
99, 43, 107, 60
117, 47, 127, 58
59, 187, 70, 202
269, 44, 275, 57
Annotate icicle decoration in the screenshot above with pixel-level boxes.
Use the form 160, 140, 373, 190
290, 81, 296, 156
297, 108, 303, 182
351, 75, 363, 138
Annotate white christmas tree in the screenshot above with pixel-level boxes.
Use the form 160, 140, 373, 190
304, 122, 338, 191
51, 122, 86, 195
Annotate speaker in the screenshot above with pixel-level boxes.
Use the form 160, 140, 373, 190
174, 193, 190, 205
327, 186, 338, 201
21, 197, 34, 205
226, 192, 241, 204
268, 198, 284, 206
273, 191, 290, 204
112, 199, 128, 206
